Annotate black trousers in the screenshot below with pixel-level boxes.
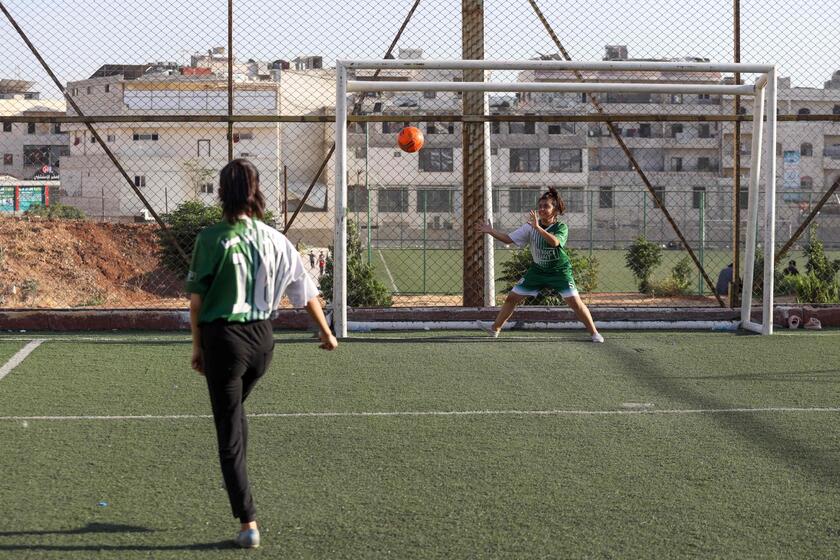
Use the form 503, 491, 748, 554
200, 319, 274, 523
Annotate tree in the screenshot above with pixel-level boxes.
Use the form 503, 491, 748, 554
319, 220, 392, 307
625, 236, 662, 294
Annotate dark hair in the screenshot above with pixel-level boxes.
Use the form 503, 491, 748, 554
539, 186, 565, 216
218, 159, 265, 223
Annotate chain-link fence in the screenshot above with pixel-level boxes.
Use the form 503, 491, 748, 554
0, 0, 838, 309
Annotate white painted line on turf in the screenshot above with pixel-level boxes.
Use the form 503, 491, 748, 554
3, 406, 840, 421
376, 249, 400, 294
0, 339, 45, 382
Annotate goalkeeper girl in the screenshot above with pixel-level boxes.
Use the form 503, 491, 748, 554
186, 159, 338, 548
476, 186, 604, 343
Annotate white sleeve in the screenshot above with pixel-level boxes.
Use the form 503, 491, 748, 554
276, 236, 320, 308
507, 224, 532, 248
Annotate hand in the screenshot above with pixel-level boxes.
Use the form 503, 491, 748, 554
475, 220, 493, 235
191, 346, 204, 375
319, 331, 338, 351
529, 210, 540, 229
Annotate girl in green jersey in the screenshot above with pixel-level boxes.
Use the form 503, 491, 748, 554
477, 186, 603, 342
186, 159, 338, 548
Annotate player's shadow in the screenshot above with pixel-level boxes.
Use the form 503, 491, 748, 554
0, 523, 236, 551
601, 344, 840, 486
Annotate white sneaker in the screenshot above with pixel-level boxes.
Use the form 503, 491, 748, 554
235, 528, 260, 549
591, 333, 605, 343
476, 320, 500, 338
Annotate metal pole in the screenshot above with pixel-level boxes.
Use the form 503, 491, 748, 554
762, 69, 777, 334
283, 165, 288, 229
334, 63, 349, 338
367, 185, 372, 265
698, 191, 705, 295
731, 0, 742, 307
740, 85, 766, 328
227, 0, 234, 163
423, 194, 427, 294
588, 189, 594, 258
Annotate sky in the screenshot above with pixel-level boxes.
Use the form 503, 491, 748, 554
1, 0, 838, 99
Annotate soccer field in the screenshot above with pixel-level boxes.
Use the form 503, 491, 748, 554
1, 331, 839, 558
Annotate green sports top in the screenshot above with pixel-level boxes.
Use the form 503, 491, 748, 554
185, 217, 319, 323
508, 221, 571, 271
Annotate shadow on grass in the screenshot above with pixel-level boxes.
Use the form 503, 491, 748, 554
0, 522, 154, 536
601, 343, 840, 486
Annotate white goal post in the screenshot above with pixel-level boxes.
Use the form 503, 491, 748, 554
333, 59, 777, 337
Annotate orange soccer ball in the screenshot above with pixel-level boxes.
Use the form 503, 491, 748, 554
397, 126, 424, 153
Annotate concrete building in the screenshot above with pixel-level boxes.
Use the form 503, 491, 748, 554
60, 51, 335, 231
0, 80, 68, 183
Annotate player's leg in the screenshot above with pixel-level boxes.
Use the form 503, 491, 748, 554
201, 322, 260, 545
552, 268, 603, 342
490, 291, 527, 333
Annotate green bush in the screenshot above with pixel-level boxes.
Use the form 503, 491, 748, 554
782, 225, 840, 303
625, 236, 662, 294
320, 220, 392, 307
24, 203, 85, 220
649, 256, 693, 296
157, 201, 222, 275
157, 200, 275, 275
497, 245, 598, 305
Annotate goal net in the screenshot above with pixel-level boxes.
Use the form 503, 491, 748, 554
332, 59, 778, 337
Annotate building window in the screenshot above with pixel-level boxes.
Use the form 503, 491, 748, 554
692, 186, 706, 209
651, 186, 665, 209
377, 188, 409, 212
197, 139, 211, 157
490, 121, 501, 134
776, 143, 782, 156
200, 183, 214, 194
669, 124, 683, 138
492, 189, 500, 213
382, 121, 409, 134
423, 91, 436, 99
599, 186, 613, 209
697, 157, 712, 172
508, 120, 535, 134
426, 122, 454, 135
800, 143, 813, 157
417, 188, 454, 212
797, 108, 811, 116
670, 94, 683, 104
52, 123, 62, 134
90, 135, 97, 144
547, 123, 575, 135
419, 148, 454, 172
639, 123, 652, 138
698, 123, 711, 138
133, 132, 159, 141
105, 84, 111, 93
348, 185, 368, 212
509, 148, 540, 173
27, 123, 36, 135
549, 149, 582, 173
2, 122, 10, 133
834, 105, 840, 115
671, 157, 683, 172
107, 134, 116, 142
134, 175, 146, 188
508, 187, 540, 212
800, 176, 814, 189
3, 154, 12, 166
561, 188, 584, 213
86, 86, 92, 94
70, 87, 79, 96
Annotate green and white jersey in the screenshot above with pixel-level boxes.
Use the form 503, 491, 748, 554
508, 221, 571, 271
185, 217, 319, 323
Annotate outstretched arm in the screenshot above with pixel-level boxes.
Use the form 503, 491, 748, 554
475, 220, 513, 244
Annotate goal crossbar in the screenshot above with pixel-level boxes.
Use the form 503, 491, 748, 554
333, 59, 777, 337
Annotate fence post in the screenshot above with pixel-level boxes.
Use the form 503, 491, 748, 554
366, 185, 372, 265
588, 189, 594, 257
423, 194, 427, 294
698, 190, 706, 295
642, 190, 647, 237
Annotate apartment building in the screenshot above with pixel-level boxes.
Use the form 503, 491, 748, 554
60, 51, 335, 226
